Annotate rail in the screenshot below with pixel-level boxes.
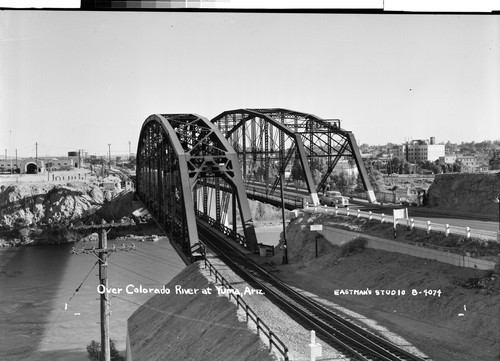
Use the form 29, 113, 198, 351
198, 222, 428, 361
195, 210, 248, 248
201, 247, 289, 361
304, 204, 499, 242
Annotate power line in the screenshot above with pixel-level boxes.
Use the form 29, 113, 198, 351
72, 225, 136, 361
46, 260, 99, 333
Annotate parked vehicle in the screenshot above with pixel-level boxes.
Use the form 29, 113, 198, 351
319, 190, 349, 207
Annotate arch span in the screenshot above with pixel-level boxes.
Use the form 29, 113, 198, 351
136, 114, 258, 254
212, 108, 376, 204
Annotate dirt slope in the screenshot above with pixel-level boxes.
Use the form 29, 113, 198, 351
255, 214, 500, 361
127, 264, 276, 361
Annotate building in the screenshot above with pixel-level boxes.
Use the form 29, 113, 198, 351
44, 156, 80, 170
0, 158, 45, 174
405, 137, 445, 163
439, 155, 457, 164
456, 154, 477, 171
390, 145, 405, 159
388, 137, 445, 163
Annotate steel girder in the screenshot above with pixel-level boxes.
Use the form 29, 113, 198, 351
211, 109, 319, 205
212, 108, 376, 204
136, 114, 259, 253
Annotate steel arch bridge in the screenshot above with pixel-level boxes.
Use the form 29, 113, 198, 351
136, 114, 259, 254
211, 108, 376, 205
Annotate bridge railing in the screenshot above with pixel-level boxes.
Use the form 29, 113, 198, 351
195, 210, 249, 248
245, 181, 305, 209
304, 204, 499, 242
202, 251, 289, 361
201, 179, 306, 209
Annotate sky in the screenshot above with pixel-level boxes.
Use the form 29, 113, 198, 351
1, 11, 499, 157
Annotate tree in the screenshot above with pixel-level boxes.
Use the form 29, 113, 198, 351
329, 171, 350, 194
290, 157, 304, 181
87, 339, 125, 361
418, 160, 440, 174
452, 160, 463, 173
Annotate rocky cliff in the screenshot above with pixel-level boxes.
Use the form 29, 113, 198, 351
0, 182, 113, 229
426, 172, 500, 216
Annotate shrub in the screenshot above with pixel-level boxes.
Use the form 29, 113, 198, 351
340, 237, 367, 257
87, 339, 125, 361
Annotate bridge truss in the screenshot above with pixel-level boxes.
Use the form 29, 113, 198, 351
136, 114, 259, 254
212, 108, 376, 205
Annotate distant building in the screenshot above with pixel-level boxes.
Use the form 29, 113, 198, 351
102, 176, 122, 191
456, 154, 477, 171
405, 137, 445, 163
390, 145, 405, 159
45, 156, 80, 169
439, 155, 457, 164
0, 158, 45, 174
389, 137, 445, 163
476, 163, 490, 172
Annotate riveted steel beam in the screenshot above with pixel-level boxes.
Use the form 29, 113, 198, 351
137, 113, 259, 254
212, 109, 318, 205
213, 108, 375, 204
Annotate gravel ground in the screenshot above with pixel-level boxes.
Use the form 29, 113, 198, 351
200, 253, 400, 361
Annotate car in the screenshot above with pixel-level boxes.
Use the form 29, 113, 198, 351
319, 190, 349, 207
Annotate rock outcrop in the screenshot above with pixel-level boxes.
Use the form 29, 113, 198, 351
0, 183, 106, 229
426, 172, 500, 216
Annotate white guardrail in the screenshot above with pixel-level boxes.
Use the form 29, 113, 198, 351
303, 204, 499, 242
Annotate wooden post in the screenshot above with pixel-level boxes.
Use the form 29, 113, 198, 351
99, 229, 110, 361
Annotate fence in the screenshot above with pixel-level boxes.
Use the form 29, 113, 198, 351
196, 210, 249, 248
349, 190, 419, 205
202, 252, 289, 361
304, 204, 499, 242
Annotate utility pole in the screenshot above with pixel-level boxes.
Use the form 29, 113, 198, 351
36, 142, 38, 173
71, 223, 136, 361
128, 141, 131, 161
494, 195, 500, 242
98, 229, 110, 361
280, 172, 288, 264
108, 144, 111, 171
9, 130, 12, 174
15, 149, 17, 174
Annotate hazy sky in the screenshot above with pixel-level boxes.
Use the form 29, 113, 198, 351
1, 11, 499, 157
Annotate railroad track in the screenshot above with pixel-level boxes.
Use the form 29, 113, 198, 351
197, 221, 431, 361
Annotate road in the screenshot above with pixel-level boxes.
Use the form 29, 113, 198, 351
245, 181, 499, 236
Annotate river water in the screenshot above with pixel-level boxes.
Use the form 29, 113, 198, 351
0, 227, 281, 361
0, 236, 186, 361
